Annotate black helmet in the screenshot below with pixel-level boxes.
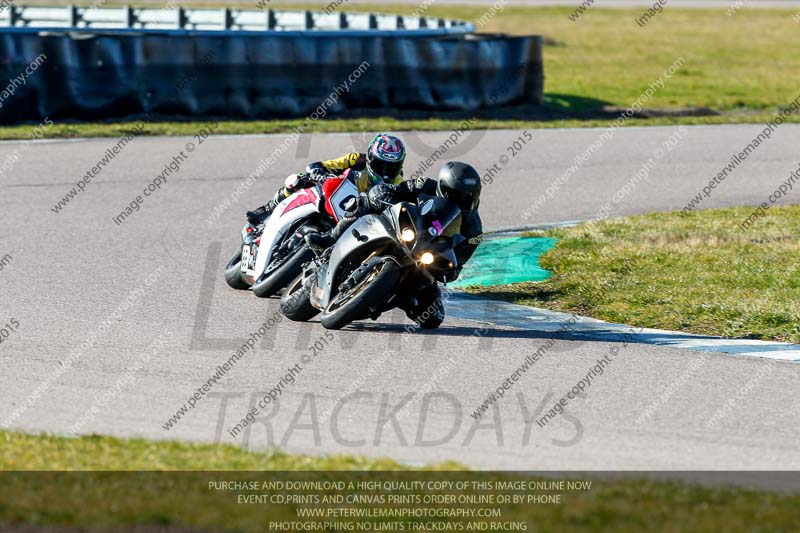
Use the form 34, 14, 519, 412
436, 162, 481, 211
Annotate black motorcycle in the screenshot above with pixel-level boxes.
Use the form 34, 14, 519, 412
281, 195, 463, 330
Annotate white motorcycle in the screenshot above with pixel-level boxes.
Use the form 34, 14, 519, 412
225, 173, 359, 298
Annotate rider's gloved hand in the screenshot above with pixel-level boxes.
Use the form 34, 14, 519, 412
367, 183, 395, 211
306, 167, 329, 183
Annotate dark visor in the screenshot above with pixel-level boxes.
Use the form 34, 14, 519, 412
440, 183, 478, 211
369, 159, 402, 180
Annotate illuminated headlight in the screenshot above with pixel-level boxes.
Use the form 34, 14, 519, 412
419, 252, 435, 265
400, 229, 416, 242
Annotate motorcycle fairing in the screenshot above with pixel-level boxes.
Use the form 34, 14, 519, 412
253, 188, 320, 281
321, 175, 359, 222
311, 213, 397, 309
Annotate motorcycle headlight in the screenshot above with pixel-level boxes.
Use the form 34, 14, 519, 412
419, 252, 435, 265
400, 228, 416, 242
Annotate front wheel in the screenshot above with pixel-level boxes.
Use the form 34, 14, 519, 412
280, 275, 320, 322
224, 251, 249, 290
405, 285, 445, 330
320, 257, 401, 330
253, 243, 314, 298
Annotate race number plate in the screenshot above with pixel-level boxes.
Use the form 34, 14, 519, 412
241, 244, 257, 276
322, 176, 359, 221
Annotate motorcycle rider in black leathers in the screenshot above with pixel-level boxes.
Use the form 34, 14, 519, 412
305, 161, 484, 329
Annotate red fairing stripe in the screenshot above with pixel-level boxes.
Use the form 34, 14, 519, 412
282, 189, 318, 214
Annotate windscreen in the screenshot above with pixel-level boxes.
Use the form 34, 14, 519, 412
420, 197, 462, 238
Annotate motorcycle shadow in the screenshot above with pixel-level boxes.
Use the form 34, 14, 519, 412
342, 322, 568, 342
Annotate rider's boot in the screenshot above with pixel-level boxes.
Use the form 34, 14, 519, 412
304, 215, 355, 252
247, 173, 317, 227
305, 232, 335, 252
246, 190, 284, 227
246, 205, 268, 227
261, 196, 281, 217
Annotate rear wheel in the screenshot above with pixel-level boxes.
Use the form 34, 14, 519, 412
320, 257, 401, 330
224, 251, 249, 290
280, 275, 320, 322
253, 242, 314, 298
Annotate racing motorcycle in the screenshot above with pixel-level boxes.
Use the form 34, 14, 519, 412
280, 194, 464, 330
224, 174, 359, 298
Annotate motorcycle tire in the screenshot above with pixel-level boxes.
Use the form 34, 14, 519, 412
253, 244, 314, 299
281, 275, 320, 322
224, 251, 249, 290
320, 257, 401, 330
406, 286, 445, 330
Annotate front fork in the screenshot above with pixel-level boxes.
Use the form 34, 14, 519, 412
397, 267, 437, 310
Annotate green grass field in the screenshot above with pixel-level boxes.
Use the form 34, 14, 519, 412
468, 205, 800, 343
2, 4, 799, 139
2, 431, 800, 532
0, 431, 417, 470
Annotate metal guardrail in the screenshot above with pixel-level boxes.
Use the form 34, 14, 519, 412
0, 5, 474, 34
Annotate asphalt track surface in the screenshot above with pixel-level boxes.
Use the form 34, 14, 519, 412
1, 125, 799, 481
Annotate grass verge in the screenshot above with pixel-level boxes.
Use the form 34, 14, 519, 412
2, 5, 799, 139
1, 431, 800, 532
0, 430, 423, 470
467, 205, 800, 343
2, 111, 800, 141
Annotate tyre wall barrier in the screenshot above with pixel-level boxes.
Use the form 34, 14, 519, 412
0, 6, 544, 123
